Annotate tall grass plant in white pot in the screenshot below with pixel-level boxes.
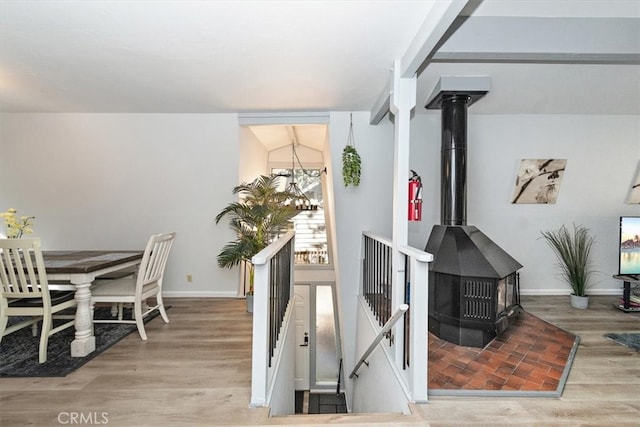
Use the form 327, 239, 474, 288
541, 224, 596, 309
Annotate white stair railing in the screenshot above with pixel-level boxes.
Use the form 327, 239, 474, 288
250, 230, 295, 408
349, 304, 409, 379
356, 231, 433, 404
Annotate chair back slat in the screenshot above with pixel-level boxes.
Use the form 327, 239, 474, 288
137, 232, 175, 291
0, 238, 48, 300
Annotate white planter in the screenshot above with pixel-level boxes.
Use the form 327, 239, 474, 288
571, 294, 589, 309
246, 293, 254, 313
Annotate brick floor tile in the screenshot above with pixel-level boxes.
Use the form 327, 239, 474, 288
428, 312, 577, 394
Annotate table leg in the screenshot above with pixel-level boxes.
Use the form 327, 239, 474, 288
70, 280, 96, 357
623, 280, 631, 310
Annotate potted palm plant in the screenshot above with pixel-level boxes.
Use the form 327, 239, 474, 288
215, 175, 299, 312
540, 223, 596, 309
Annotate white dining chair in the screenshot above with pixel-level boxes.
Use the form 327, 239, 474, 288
0, 238, 77, 363
93, 267, 138, 319
91, 232, 176, 340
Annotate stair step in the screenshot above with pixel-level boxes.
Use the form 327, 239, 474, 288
267, 404, 428, 426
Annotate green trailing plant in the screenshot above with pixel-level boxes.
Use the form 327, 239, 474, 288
540, 223, 595, 297
214, 174, 300, 293
342, 114, 361, 187
342, 145, 361, 187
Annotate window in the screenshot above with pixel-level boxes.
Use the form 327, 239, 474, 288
272, 168, 329, 265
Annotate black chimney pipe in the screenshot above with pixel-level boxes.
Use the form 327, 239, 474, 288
441, 94, 470, 226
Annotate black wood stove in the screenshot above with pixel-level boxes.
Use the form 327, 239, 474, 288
424, 78, 523, 348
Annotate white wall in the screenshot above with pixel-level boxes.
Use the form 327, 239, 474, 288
0, 113, 240, 297
268, 143, 323, 165
351, 298, 410, 414
2, 111, 635, 301
239, 126, 268, 183
409, 113, 640, 295
266, 303, 296, 416
328, 111, 395, 407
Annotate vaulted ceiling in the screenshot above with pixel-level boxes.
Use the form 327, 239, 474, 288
1, 1, 639, 149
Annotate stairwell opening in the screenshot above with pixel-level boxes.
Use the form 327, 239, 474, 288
295, 391, 347, 414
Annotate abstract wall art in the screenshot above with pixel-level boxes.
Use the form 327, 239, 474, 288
511, 159, 567, 204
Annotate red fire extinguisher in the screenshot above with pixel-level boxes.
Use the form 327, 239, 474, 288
408, 170, 422, 221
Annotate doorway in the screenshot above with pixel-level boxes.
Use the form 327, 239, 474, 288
294, 285, 310, 390
294, 283, 341, 392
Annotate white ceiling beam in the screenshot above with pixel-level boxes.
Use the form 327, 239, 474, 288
369, 81, 391, 126
398, 0, 474, 78
432, 17, 640, 64
370, 0, 471, 125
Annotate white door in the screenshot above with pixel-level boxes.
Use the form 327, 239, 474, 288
294, 285, 310, 390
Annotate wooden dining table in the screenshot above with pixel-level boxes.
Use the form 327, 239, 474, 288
43, 250, 143, 357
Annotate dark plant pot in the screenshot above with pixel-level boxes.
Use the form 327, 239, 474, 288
571, 294, 589, 309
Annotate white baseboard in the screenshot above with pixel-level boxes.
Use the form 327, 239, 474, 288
520, 288, 621, 296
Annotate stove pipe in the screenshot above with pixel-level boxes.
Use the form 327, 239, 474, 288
441, 94, 469, 226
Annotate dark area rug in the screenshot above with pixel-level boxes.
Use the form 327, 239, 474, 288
428, 311, 580, 397
0, 307, 163, 377
604, 333, 640, 352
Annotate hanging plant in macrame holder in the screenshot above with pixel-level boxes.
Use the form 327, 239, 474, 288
342, 114, 361, 187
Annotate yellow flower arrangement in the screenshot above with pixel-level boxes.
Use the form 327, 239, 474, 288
1, 208, 35, 239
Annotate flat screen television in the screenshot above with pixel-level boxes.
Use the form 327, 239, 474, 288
619, 216, 640, 277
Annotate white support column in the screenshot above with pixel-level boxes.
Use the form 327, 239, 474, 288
250, 261, 269, 407
409, 254, 430, 402
389, 60, 416, 366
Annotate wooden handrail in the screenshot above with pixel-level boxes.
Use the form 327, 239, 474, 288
349, 303, 409, 379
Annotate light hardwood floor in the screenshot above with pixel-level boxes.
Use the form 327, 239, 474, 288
0, 296, 638, 426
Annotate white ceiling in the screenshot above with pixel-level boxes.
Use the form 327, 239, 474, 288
0, 0, 436, 113
1, 1, 639, 148
248, 124, 327, 152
